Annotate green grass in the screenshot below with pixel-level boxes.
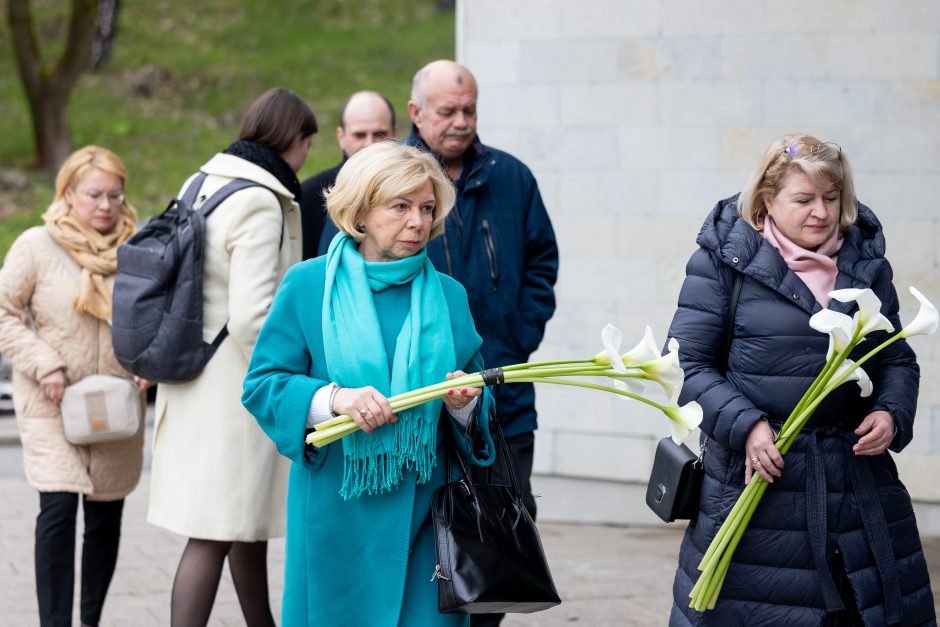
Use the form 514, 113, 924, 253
0, 0, 455, 258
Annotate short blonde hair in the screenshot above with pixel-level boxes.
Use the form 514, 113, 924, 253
43, 145, 138, 222
737, 133, 857, 231
325, 142, 455, 241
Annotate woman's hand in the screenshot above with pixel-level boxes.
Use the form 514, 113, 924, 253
441, 370, 481, 412
39, 369, 67, 405
134, 376, 154, 392
332, 386, 395, 434
853, 410, 895, 456
744, 419, 784, 485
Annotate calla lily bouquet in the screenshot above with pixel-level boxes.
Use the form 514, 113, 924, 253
306, 324, 703, 448
690, 286, 939, 612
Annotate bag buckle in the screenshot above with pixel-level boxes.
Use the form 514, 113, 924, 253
430, 563, 450, 582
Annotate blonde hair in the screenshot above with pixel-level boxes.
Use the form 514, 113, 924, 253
737, 133, 856, 231
43, 145, 138, 223
325, 142, 455, 241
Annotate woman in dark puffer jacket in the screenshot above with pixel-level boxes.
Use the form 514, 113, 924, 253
667, 134, 935, 626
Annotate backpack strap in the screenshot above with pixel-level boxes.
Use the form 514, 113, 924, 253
180, 172, 209, 207
186, 176, 285, 351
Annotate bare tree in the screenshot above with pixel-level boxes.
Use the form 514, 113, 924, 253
8, 0, 98, 173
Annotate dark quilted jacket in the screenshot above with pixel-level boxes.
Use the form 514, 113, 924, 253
668, 196, 935, 626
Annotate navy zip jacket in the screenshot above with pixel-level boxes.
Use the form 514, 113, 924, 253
668, 196, 934, 625
320, 130, 558, 437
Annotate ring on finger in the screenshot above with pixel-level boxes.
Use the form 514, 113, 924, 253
358, 407, 368, 418
751, 456, 760, 465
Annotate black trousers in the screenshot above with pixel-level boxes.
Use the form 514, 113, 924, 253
35, 492, 124, 627
470, 431, 536, 627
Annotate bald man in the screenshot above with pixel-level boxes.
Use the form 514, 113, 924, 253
408, 63, 558, 626
300, 91, 396, 258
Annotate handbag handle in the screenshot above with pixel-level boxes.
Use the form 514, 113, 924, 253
443, 395, 525, 503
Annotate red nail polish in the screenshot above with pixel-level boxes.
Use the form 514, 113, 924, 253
460, 388, 468, 394
447, 390, 454, 395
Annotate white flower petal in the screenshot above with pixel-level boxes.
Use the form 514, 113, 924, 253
601, 324, 627, 373
641, 342, 684, 403
666, 402, 703, 445
810, 309, 854, 357
830, 288, 893, 336
622, 325, 661, 366
832, 358, 873, 398
902, 287, 939, 338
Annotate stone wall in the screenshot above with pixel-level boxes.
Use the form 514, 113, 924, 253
456, 0, 940, 530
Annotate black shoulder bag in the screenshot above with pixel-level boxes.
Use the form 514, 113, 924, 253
431, 409, 561, 614
645, 271, 743, 522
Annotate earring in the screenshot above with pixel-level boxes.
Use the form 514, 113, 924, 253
355, 224, 366, 233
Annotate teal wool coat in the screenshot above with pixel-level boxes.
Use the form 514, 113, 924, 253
242, 256, 494, 627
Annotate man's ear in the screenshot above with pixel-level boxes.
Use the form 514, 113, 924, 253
407, 100, 421, 127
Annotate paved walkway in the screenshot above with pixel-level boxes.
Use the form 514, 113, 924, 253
0, 415, 938, 625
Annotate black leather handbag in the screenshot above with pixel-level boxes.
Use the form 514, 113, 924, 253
646, 437, 705, 522
431, 415, 561, 614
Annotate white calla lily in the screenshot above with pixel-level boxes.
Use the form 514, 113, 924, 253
830, 358, 872, 397
809, 308, 855, 359
622, 325, 662, 366
829, 288, 894, 337
598, 324, 643, 395
664, 401, 703, 445
640, 338, 684, 403
901, 287, 939, 338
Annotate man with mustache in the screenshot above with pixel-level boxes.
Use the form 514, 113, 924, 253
406, 59, 559, 627
301, 90, 396, 259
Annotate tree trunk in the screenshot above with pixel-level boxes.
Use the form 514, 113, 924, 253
7, 0, 98, 173
89, 0, 121, 69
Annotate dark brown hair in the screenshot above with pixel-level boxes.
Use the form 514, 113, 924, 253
238, 88, 318, 153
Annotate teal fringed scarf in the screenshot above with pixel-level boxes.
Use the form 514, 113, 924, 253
322, 234, 455, 499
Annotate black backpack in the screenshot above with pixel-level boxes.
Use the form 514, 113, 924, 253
112, 172, 263, 383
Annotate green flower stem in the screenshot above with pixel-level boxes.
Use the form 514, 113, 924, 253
506, 376, 672, 413
307, 362, 670, 447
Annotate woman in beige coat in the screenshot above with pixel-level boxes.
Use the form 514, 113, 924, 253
0, 146, 144, 627
146, 88, 315, 627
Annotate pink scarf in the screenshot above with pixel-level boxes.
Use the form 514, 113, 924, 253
762, 217, 843, 307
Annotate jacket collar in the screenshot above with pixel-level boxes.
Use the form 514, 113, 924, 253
700, 195, 887, 315
404, 126, 490, 185
201, 153, 294, 200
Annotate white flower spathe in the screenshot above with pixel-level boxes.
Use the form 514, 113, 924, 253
664, 401, 703, 445
640, 337, 684, 404
809, 308, 855, 359
599, 324, 642, 394
828, 358, 873, 397
829, 288, 894, 336
622, 325, 662, 365
901, 287, 939, 338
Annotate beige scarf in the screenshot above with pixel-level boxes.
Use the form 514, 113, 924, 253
44, 201, 137, 321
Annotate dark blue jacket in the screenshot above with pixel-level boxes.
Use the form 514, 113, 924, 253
320, 130, 559, 437
668, 197, 934, 626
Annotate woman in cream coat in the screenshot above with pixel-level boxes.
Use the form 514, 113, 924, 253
147, 88, 316, 627
0, 146, 144, 627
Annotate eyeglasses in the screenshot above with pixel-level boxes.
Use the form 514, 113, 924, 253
78, 189, 125, 204
784, 142, 841, 158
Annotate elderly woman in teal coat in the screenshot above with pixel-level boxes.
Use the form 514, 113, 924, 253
242, 141, 495, 626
